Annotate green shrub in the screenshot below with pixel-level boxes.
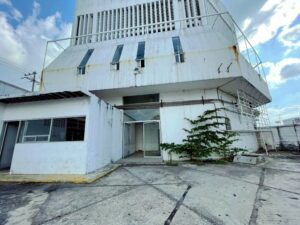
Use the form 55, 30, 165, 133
161, 108, 244, 160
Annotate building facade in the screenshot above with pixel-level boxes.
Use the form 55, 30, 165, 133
0, 0, 271, 175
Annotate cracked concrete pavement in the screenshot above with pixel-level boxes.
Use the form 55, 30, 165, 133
0, 154, 299, 225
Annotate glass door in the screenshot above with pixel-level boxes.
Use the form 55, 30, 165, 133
0, 122, 19, 170
143, 122, 161, 157
123, 123, 136, 158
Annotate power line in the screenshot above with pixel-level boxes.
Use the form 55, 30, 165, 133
0, 57, 40, 90
22, 72, 40, 92
0, 57, 35, 73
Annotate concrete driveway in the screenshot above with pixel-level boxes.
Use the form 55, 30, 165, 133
0, 154, 299, 225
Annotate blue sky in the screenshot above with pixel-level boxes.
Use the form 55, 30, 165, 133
0, 0, 75, 25
0, 0, 299, 124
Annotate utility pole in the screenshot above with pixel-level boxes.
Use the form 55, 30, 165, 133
23, 72, 39, 92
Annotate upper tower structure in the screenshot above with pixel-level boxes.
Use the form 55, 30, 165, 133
42, 0, 271, 107
71, 0, 229, 45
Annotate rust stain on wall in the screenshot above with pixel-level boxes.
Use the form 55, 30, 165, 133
230, 45, 239, 63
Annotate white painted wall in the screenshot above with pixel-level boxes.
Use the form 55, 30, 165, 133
1, 95, 123, 175
111, 108, 124, 161
11, 142, 87, 174
283, 117, 300, 125
3, 97, 89, 174
160, 89, 259, 161
2, 98, 89, 121
44, 30, 240, 91
85, 96, 123, 173
261, 126, 300, 149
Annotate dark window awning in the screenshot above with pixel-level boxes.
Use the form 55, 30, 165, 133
0, 91, 88, 104
136, 41, 145, 61
172, 36, 184, 54
111, 45, 124, 65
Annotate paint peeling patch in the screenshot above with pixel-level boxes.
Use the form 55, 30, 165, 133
4, 191, 48, 225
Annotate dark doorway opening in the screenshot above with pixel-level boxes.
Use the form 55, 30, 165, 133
0, 122, 19, 170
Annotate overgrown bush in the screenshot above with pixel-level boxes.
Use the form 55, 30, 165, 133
161, 108, 244, 161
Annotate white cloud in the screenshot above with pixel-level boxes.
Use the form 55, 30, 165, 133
0, 14, 26, 63
0, 0, 11, 6
0, 1, 72, 87
0, 0, 22, 21
265, 58, 300, 88
268, 104, 300, 125
242, 0, 300, 47
278, 24, 300, 55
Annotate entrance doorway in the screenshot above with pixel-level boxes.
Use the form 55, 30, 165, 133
123, 121, 161, 159
0, 122, 20, 170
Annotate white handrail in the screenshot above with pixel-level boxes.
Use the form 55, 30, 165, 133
43, 11, 266, 82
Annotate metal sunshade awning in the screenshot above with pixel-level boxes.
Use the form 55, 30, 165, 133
0, 91, 88, 104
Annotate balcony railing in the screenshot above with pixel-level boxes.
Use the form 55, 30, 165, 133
42, 11, 266, 82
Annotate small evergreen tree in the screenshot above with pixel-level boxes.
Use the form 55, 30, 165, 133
161, 108, 244, 161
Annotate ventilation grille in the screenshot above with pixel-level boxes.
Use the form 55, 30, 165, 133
74, 0, 202, 45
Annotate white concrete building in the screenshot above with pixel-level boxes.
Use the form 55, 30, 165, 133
0, 0, 271, 175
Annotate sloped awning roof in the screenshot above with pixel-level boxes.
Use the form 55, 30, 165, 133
0, 91, 88, 104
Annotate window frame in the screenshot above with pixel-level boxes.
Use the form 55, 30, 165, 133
22, 119, 52, 143
172, 36, 185, 63
77, 49, 94, 75
111, 44, 124, 71
225, 118, 232, 131
136, 41, 146, 68
18, 117, 86, 143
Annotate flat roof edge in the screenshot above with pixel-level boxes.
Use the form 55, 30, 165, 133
0, 90, 91, 104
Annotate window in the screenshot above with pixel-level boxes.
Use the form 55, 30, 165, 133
124, 109, 160, 121
78, 49, 94, 75
51, 117, 86, 142
111, 45, 124, 70
21, 119, 51, 142
136, 41, 145, 68
225, 118, 232, 131
123, 94, 159, 105
172, 36, 185, 63
18, 117, 86, 143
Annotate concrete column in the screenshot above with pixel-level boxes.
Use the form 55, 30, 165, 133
150, 3, 154, 33
137, 4, 140, 35
72, 16, 79, 45
103, 11, 108, 41
145, 3, 149, 34
186, 0, 191, 27
173, 0, 181, 30
167, 0, 172, 30
107, 10, 111, 40
124, 7, 128, 37
79, 15, 84, 44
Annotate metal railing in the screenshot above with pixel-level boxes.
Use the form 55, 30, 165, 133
42, 11, 266, 82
